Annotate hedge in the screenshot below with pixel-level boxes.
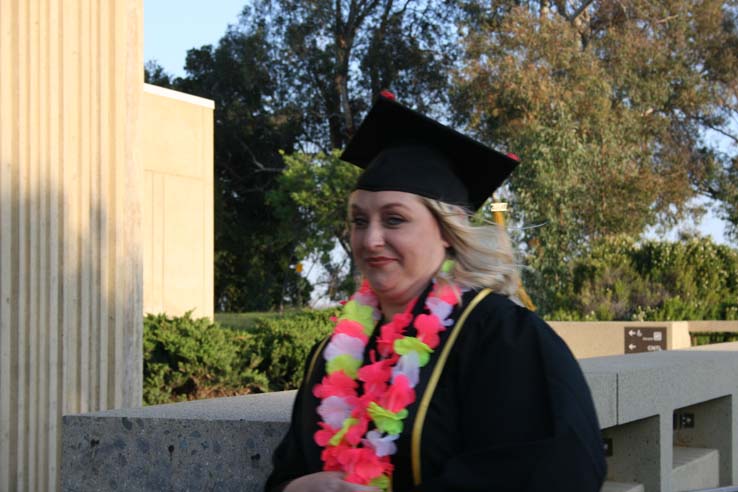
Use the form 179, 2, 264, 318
144, 310, 738, 405
690, 332, 738, 346
143, 308, 337, 405
548, 236, 738, 321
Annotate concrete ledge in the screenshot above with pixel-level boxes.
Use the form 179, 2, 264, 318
62, 392, 294, 492
672, 447, 719, 492
688, 322, 738, 333
581, 343, 738, 491
550, 321, 691, 358
602, 482, 645, 492
62, 345, 738, 492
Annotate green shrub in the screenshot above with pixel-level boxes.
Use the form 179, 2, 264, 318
690, 332, 738, 346
143, 312, 269, 405
144, 308, 339, 405
214, 311, 291, 331
548, 236, 738, 321
245, 308, 338, 389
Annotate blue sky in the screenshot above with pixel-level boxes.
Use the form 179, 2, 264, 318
144, 0, 245, 78
144, 0, 731, 245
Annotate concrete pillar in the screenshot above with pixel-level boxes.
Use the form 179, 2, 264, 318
0, 0, 143, 490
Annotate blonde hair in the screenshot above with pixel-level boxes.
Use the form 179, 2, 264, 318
420, 197, 520, 297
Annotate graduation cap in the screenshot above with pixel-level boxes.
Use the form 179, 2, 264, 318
341, 91, 520, 211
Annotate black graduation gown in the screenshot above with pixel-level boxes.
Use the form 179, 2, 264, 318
265, 288, 607, 492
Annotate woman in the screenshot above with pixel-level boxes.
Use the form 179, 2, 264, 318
265, 93, 606, 492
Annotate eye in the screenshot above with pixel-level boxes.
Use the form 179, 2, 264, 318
384, 215, 406, 227
350, 216, 368, 228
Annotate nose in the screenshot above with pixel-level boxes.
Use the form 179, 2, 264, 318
364, 221, 384, 250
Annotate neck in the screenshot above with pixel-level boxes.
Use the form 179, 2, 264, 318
379, 300, 409, 321
376, 279, 431, 320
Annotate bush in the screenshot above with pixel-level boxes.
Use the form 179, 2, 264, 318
547, 236, 738, 321
143, 308, 339, 405
226, 308, 338, 390
691, 332, 738, 346
143, 312, 269, 405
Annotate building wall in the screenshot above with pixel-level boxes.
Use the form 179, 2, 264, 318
141, 84, 214, 319
0, 0, 143, 490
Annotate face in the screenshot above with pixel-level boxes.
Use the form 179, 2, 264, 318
349, 190, 449, 306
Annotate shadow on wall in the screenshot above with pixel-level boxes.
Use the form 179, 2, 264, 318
0, 179, 143, 491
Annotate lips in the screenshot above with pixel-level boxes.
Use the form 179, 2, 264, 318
365, 256, 396, 267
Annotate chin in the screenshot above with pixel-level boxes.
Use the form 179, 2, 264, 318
365, 278, 394, 294
364, 274, 398, 295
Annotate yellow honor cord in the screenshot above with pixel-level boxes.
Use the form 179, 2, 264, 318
410, 289, 492, 486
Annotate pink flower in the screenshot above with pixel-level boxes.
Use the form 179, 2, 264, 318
352, 280, 380, 313
315, 421, 338, 447
430, 282, 459, 304
338, 447, 391, 485
376, 313, 411, 357
414, 313, 445, 348
335, 319, 369, 344
313, 371, 358, 399
356, 279, 373, 295
353, 392, 376, 417
358, 359, 392, 398
321, 443, 348, 471
344, 415, 370, 446
380, 374, 415, 413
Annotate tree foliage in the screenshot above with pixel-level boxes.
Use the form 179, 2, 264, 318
144, 0, 738, 312
247, 0, 460, 149
145, 1, 460, 310
269, 151, 361, 300
175, 25, 310, 311
552, 235, 738, 320
454, 0, 738, 312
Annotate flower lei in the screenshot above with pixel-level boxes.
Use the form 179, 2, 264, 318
313, 265, 460, 490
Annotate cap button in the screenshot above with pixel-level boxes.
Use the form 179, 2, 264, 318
379, 90, 396, 101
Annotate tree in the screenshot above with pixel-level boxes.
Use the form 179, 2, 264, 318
145, 1, 462, 310
144, 60, 173, 88
454, 0, 738, 312
247, 0, 460, 150
697, 152, 738, 242
269, 150, 361, 301
554, 235, 738, 320
164, 25, 309, 311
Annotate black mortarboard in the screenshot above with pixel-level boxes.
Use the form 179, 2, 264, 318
341, 92, 520, 211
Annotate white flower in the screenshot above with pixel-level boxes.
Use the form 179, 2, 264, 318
426, 297, 454, 326
317, 396, 352, 429
363, 430, 399, 457
324, 333, 365, 361
392, 351, 420, 386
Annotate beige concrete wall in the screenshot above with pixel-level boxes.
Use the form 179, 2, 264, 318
550, 321, 692, 359
0, 0, 143, 490
141, 84, 214, 319
687, 320, 738, 333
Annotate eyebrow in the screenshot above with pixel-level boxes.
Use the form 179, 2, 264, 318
350, 202, 412, 212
